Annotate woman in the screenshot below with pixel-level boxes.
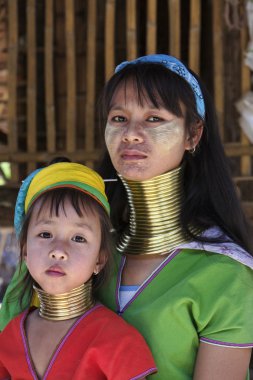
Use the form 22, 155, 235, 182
97, 54, 253, 379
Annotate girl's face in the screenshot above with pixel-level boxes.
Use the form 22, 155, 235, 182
24, 198, 104, 295
105, 82, 193, 181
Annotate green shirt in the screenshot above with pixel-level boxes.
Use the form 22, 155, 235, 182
98, 248, 253, 379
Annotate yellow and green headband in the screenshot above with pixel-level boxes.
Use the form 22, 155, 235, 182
14, 162, 110, 236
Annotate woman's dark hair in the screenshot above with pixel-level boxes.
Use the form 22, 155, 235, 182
97, 62, 253, 254
16, 187, 114, 308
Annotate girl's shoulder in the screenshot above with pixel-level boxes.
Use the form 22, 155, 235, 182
1, 308, 29, 333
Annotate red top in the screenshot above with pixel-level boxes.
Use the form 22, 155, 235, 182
0, 304, 156, 380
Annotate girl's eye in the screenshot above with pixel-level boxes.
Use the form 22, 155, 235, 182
72, 235, 87, 243
147, 116, 163, 122
111, 115, 126, 122
39, 232, 52, 239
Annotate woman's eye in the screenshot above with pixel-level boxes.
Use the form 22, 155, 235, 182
111, 115, 126, 122
39, 232, 51, 239
72, 235, 87, 243
147, 116, 162, 122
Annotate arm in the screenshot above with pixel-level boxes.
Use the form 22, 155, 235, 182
193, 342, 252, 380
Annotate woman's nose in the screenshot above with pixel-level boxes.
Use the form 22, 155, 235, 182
122, 122, 144, 143
49, 249, 67, 261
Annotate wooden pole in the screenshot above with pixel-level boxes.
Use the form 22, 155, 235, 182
213, 0, 224, 140
7, 0, 18, 180
126, 0, 137, 60
168, 0, 181, 58
146, 0, 157, 54
27, 0, 37, 172
45, 0, 56, 153
85, 0, 97, 167
65, 0, 76, 153
240, 25, 251, 176
189, 0, 201, 74
105, 0, 115, 80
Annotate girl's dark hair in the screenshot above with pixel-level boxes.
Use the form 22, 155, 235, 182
97, 62, 253, 254
16, 187, 114, 308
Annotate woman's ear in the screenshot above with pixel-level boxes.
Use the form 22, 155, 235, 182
93, 250, 107, 275
185, 120, 203, 151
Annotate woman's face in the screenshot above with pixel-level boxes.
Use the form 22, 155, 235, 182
105, 82, 192, 181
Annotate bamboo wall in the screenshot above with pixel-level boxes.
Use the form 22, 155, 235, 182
0, 0, 252, 212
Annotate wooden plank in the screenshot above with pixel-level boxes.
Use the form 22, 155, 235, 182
65, 0, 76, 153
189, 0, 201, 73
213, 0, 224, 140
225, 143, 253, 157
45, 0, 56, 153
146, 0, 157, 54
0, 144, 244, 163
0, 149, 103, 163
85, 0, 97, 167
234, 176, 253, 183
7, 0, 18, 181
168, 0, 181, 58
27, 0, 37, 172
126, 0, 137, 60
105, 0, 115, 80
240, 24, 251, 175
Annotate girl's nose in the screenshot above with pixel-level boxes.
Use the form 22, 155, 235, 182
122, 123, 144, 143
49, 249, 67, 261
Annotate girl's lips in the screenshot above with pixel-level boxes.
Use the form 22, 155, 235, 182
46, 266, 65, 276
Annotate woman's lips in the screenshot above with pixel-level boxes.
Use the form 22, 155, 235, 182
120, 149, 147, 160
46, 266, 65, 276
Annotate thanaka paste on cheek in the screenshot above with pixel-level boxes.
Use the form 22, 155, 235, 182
145, 120, 185, 151
105, 122, 122, 151
105, 119, 185, 155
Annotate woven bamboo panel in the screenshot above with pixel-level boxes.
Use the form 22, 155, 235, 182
0, 0, 251, 211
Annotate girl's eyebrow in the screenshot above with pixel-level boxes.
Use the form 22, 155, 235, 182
35, 219, 93, 231
34, 219, 53, 226
75, 222, 93, 231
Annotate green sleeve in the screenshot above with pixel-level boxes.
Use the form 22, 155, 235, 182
194, 255, 253, 346
0, 261, 30, 331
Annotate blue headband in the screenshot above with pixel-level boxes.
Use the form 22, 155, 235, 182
14, 168, 42, 237
115, 54, 205, 119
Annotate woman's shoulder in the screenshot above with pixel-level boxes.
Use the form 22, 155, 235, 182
178, 226, 253, 271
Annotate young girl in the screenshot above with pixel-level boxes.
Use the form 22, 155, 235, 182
96, 54, 253, 379
0, 162, 156, 379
